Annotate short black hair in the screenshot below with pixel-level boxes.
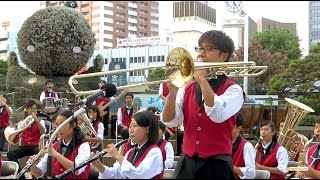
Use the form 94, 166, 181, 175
99, 80, 107, 85
124, 92, 134, 99
133, 111, 159, 144
25, 100, 37, 108
236, 112, 244, 127
86, 105, 101, 119
146, 106, 158, 113
198, 30, 235, 61
45, 79, 54, 85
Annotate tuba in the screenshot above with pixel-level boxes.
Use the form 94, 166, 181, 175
4, 114, 36, 145
278, 98, 315, 161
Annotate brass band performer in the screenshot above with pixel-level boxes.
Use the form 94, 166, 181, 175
255, 120, 288, 179
162, 30, 245, 179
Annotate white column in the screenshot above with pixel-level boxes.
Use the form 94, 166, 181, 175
243, 15, 249, 95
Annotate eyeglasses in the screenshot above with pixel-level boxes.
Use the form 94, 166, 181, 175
195, 46, 219, 53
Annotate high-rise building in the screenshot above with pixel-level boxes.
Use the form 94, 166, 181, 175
0, 20, 23, 60
172, 1, 217, 56
309, 1, 320, 49
42, 1, 159, 50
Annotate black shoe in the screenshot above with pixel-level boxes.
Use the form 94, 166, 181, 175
175, 152, 181, 156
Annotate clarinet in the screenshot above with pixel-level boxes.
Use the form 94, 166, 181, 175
55, 138, 129, 179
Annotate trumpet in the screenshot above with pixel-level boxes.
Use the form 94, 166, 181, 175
68, 47, 268, 95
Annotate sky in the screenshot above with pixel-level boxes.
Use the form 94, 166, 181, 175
0, 1, 309, 55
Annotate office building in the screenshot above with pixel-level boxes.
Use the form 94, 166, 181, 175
41, 1, 159, 50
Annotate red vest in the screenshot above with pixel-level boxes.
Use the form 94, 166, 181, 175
123, 141, 131, 156
120, 106, 133, 127
126, 144, 163, 179
232, 138, 247, 179
158, 139, 168, 162
95, 97, 109, 107
52, 141, 90, 179
162, 82, 169, 97
182, 80, 242, 158
92, 120, 101, 132
20, 119, 42, 146
256, 143, 285, 179
0, 108, 10, 128
307, 144, 320, 179
43, 90, 57, 98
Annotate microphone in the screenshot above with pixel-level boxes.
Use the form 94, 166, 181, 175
76, 83, 117, 106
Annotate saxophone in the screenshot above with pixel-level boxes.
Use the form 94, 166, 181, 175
16, 133, 50, 179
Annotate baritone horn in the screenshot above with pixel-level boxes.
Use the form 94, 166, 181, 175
68, 47, 268, 95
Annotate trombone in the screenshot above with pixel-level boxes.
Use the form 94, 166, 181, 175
68, 47, 268, 96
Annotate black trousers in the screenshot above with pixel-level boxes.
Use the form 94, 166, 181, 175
0, 128, 6, 152
102, 110, 109, 137
7, 146, 39, 179
174, 153, 235, 179
165, 129, 184, 153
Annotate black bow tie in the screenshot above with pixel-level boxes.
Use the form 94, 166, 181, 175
126, 107, 131, 110
61, 143, 68, 148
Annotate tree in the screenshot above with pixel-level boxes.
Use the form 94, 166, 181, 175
146, 68, 165, 93
233, 43, 287, 95
0, 59, 8, 92
251, 28, 302, 62
268, 52, 320, 116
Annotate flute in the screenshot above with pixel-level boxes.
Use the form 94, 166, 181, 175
55, 138, 129, 179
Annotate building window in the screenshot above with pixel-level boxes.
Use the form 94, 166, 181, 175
151, 27, 158, 31
117, 5, 126, 9
116, 12, 125, 17
82, 11, 89, 16
129, 31, 136, 35
140, 2, 148, 7
151, 4, 158, 10
139, 17, 148, 21
117, 20, 125, 25
81, 3, 89, 8
116, 28, 125, 33
150, 12, 158, 17
49, 2, 57, 6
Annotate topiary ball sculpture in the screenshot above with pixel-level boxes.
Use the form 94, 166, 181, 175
17, 5, 96, 76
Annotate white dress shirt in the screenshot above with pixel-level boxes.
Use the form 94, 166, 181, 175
158, 83, 164, 96
233, 141, 256, 179
98, 147, 163, 179
164, 141, 174, 169
40, 91, 59, 102
163, 84, 244, 128
261, 141, 288, 174
117, 105, 133, 126
36, 141, 91, 177
95, 121, 104, 141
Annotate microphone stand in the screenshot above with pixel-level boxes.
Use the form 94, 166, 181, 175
46, 107, 87, 179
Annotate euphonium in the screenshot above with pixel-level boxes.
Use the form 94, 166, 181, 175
77, 118, 100, 149
4, 114, 37, 145
286, 135, 317, 176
